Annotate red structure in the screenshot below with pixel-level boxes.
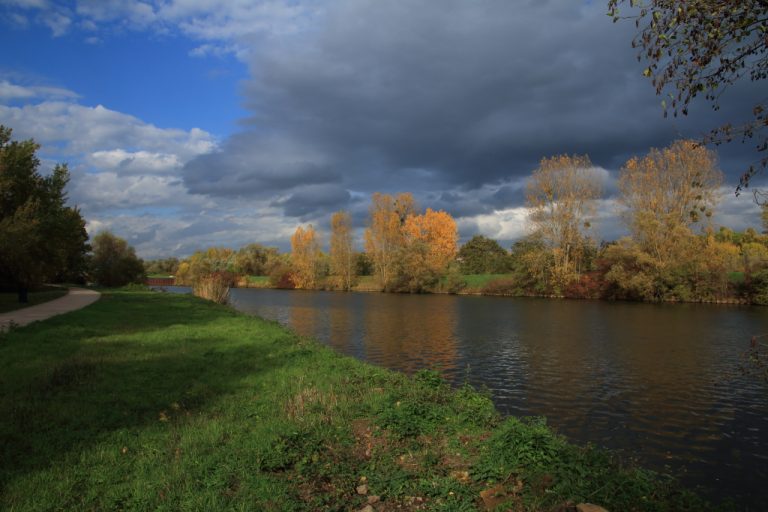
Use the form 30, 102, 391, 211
145, 277, 175, 286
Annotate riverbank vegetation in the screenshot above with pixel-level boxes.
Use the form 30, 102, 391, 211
0, 289, 711, 511
154, 140, 768, 305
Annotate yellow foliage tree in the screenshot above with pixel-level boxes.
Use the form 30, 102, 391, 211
619, 140, 723, 266
291, 225, 320, 289
364, 192, 416, 289
329, 210, 356, 291
526, 154, 602, 290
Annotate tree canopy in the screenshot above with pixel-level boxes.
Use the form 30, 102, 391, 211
0, 125, 89, 301
457, 235, 510, 274
608, 0, 768, 192
90, 231, 145, 287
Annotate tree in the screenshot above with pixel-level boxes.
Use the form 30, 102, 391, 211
608, 0, 768, 191
0, 125, 89, 301
90, 231, 145, 287
618, 140, 722, 265
329, 210, 356, 291
457, 235, 510, 274
526, 154, 602, 291
291, 225, 321, 289
364, 192, 416, 289
402, 208, 458, 276
398, 208, 458, 292
762, 204, 768, 234
233, 244, 276, 276
144, 257, 180, 276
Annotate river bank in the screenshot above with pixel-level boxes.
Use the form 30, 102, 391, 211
0, 289, 712, 511
165, 273, 756, 306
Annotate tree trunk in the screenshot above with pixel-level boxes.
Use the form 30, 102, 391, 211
18, 286, 29, 303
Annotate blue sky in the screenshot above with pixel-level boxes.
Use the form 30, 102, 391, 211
1, 1, 764, 258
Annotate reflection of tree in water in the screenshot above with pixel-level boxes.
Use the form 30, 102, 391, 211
287, 293, 320, 339
363, 294, 459, 376
327, 295, 354, 352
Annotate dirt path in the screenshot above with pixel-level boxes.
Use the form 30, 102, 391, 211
0, 287, 101, 329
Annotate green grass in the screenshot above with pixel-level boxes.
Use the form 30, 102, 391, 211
0, 290, 710, 511
147, 273, 174, 279
728, 271, 745, 284
0, 286, 68, 314
245, 275, 270, 287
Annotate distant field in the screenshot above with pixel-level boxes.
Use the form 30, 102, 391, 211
461, 274, 514, 289
246, 275, 270, 286
729, 271, 745, 284
147, 274, 174, 279
0, 286, 68, 314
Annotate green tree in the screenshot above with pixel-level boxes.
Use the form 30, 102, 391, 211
90, 231, 145, 287
233, 244, 275, 276
0, 125, 89, 302
609, 0, 768, 190
457, 235, 510, 274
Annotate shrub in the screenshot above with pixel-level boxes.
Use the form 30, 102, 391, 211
481, 278, 521, 296
268, 263, 296, 289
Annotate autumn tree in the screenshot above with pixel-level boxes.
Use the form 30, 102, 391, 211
398, 208, 458, 291
608, 0, 768, 190
618, 140, 723, 265
762, 204, 768, 234
291, 224, 321, 289
403, 209, 458, 274
458, 235, 510, 274
329, 210, 356, 291
364, 192, 416, 289
526, 154, 602, 291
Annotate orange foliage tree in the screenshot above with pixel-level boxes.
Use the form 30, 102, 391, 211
291, 225, 321, 289
402, 208, 459, 276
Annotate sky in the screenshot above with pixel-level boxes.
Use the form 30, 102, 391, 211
1, 0, 765, 259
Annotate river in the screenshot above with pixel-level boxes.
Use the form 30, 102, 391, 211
164, 286, 768, 509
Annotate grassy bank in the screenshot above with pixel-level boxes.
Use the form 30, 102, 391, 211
0, 286, 68, 314
0, 290, 710, 511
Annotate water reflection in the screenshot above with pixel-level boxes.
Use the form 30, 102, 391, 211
189, 287, 768, 508
362, 294, 459, 375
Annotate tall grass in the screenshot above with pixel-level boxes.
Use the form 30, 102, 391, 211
192, 273, 230, 304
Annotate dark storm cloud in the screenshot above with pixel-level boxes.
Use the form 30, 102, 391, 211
183, 132, 341, 197
181, 0, 765, 219
270, 184, 351, 218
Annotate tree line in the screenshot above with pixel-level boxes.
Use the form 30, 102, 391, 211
0, 126, 148, 302
6, 121, 766, 306
163, 139, 768, 305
